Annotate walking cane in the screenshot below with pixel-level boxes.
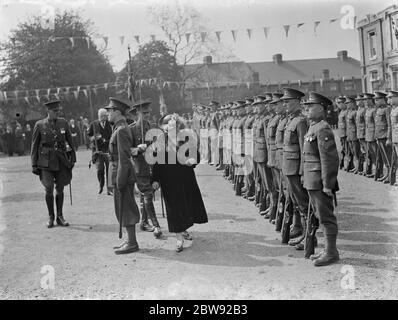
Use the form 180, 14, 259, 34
69, 182, 73, 206
160, 187, 165, 218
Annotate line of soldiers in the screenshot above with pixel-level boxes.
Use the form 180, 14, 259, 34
337, 91, 398, 186
192, 88, 341, 267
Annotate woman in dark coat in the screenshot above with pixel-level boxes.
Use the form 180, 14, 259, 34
151, 114, 208, 252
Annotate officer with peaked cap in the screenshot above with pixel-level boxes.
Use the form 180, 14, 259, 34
281, 88, 309, 247
302, 92, 340, 266
387, 90, 398, 186
355, 94, 367, 175
31, 100, 76, 228
374, 91, 392, 183
364, 93, 377, 177
345, 96, 360, 174
209, 101, 220, 166
106, 97, 141, 254
129, 100, 163, 238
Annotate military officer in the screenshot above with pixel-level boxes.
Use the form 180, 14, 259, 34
225, 102, 236, 181
242, 98, 256, 199
233, 100, 246, 196
302, 92, 340, 266
355, 94, 367, 175
106, 97, 141, 254
364, 93, 377, 177
387, 90, 398, 186
87, 108, 113, 195
280, 88, 308, 247
345, 96, 361, 174
374, 91, 392, 183
129, 100, 162, 238
209, 101, 220, 167
337, 96, 350, 170
31, 100, 76, 228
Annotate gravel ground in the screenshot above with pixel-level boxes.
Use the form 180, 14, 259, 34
0, 148, 397, 300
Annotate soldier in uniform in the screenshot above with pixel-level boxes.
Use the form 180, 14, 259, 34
129, 100, 162, 238
105, 97, 141, 254
355, 94, 367, 175
233, 100, 246, 196
87, 108, 113, 195
31, 100, 76, 228
280, 88, 308, 247
302, 92, 340, 266
337, 96, 350, 170
242, 98, 256, 199
216, 103, 227, 172
374, 91, 392, 183
209, 101, 220, 167
345, 96, 361, 174
387, 90, 398, 186
364, 93, 377, 178
225, 102, 236, 181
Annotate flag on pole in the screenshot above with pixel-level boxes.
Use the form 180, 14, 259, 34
231, 30, 238, 42
215, 31, 221, 42
201, 32, 207, 42
314, 21, 321, 35
134, 35, 140, 44
283, 25, 290, 37
103, 36, 108, 48
247, 29, 253, 39
263, 27, 269, 39
185, 33, 191, 44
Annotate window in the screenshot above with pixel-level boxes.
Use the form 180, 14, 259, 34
370, 70, 379, 81
368, 31, 377, 58
393, 71, 398, 90
344, 81, 354, 91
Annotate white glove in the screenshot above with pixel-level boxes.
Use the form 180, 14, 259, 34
138, 144, 147, 152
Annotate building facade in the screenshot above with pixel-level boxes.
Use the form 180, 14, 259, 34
357, 4, 398, 92
184, 51, 362, 107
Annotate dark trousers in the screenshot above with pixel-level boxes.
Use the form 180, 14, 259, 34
136, 175, 160, 228
358, 139, 367, 172
390, 144, 398, 184
375, 138, 392, 179
366, 140, 377, 173
286, 175, 309, 217
308, 190, 338, 236
347, 139, 360, 170
95, 154, 110, 190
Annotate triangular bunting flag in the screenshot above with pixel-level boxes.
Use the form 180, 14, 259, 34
263, 27, 269, 39
231, 30, 238, 42
83, 89, 88, 98
329, 18, 338, 24
320, 78, 323, 87
104, 83, 109, 91
66, 87, 70, 93
35, 89, 40, 97
54, 93, 60, 100
215, 31, 221, 43
134, 35, 140, 44
314, 21, 321, 35
297, 23, 305, 28
150, 35, 156, 42
185, 33, 191, 44
77, 86, 81, 92
283, 25, 290, 37
57, 87, 61, 94
119, 36, 125, 46
24, 97, 29, 104
93, 88, 98, 95
298, 80, 302, 87
47, 88, 51, 96
73, 91, 79, 99
246, 82, 250, 89
247, 29, 252, 39
69, 37, 75, 49
201, 32, 207, 42
85, 37, 90, 49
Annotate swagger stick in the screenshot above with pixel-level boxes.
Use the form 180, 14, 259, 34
160, 187, 165, 218
69, 181, 73, 206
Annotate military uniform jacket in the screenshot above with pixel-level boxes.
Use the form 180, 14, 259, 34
253, 115, 267, 163
365, 107, 376, 142
31, 117, 76, 171
303, 120, 339, 191
282, 112, 308, 176
346, 109, 358, 141
267, 114, 281, 168
88, 119, 112, 153
130, 119, 152, 177
390, 105, 398, 144
237, 116, 247, 155
275, 115, 288, 170
375, 105, 391, 140
355, 107, 366, 140
210, 112, 219, 130
109, 119, 136, 189
338, 109, 347, 138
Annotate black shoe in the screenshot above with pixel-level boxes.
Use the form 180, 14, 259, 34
182, 231, 193, 240
154, 227, 163, 239
47, 217, 54, 228
313, 251, 340, 266
113, 241, 127, 249
366, 173, 375, 178
289, 227, 303, 239
56, 216, 69, 227
114, 243, 139, 254
98, 186, 103, 194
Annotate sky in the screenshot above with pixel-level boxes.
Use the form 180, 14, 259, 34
0, 0, 396, 72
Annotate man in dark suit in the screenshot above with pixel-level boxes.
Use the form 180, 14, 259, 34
31, 100, 76, 228
88, 108, 113, 195
302, 92, 340, 266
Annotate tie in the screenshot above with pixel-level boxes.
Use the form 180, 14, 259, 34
101, 121, 105, 129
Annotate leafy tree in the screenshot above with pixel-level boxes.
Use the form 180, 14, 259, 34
119, 40, 183, 114
0, 11, 115, 122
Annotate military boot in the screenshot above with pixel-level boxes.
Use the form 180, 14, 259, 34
313, 234, 339, 266
55, 193, 69, 226
289, 215, 306, 246
115, 225, 139, 254
45, 193, 55, 228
